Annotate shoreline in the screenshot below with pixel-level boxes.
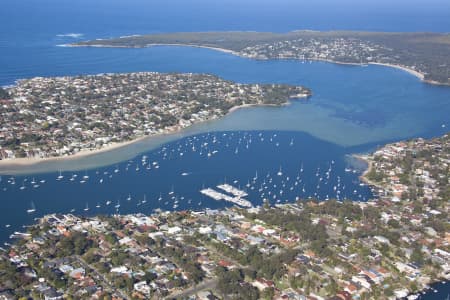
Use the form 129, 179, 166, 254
69, 42, 450, 86
368, 62, 425, 81
0, 42, 442, 171
144, 43, 241, 56
352, 153, 385, 190
66, 42, 241, 56
0, 98, 304, 174
0, 136, 147, 167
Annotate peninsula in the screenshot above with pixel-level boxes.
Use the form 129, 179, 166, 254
0, 73, 310, 162
73, 31, 450, 86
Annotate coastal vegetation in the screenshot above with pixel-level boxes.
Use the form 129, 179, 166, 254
0, 87, 10, 99
74, 31, 450, 85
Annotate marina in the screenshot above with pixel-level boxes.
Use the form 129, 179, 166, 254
217, 183, 249, 198
0, 130, 374, 243
200, 186, 252, 208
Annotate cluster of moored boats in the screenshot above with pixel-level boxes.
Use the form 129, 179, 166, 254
1, 131, 373, 241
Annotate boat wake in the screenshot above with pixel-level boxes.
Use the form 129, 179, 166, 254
56, 33, 84, 38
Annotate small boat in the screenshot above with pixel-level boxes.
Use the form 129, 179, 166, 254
115, 200, 120, 209
57, 170, 64, 181
84, 203, 89, 211
127, 194, 131, 201
105, 200, 111, 206
26, 201, 36, 214
142, 194, 147, 204
277, 166, 283, 176
181, 172, 190, 176
96, 203, 101, 208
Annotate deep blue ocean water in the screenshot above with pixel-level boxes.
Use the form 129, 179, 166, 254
0, 1, 449, 297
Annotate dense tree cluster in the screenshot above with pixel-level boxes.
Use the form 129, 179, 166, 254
216, 267, 260, 300
0, 87, 10, 99
56, 232, 96, 257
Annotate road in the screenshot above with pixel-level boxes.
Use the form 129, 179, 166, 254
166, 278, 218, 299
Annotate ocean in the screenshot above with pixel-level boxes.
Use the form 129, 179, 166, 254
0, 1, 449, 297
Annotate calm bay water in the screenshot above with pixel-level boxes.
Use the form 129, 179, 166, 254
1, 131, 374, 241
0, 47, 448, 174
0, 1, 450, 296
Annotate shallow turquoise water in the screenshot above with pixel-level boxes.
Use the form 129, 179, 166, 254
1, 46, 449, 174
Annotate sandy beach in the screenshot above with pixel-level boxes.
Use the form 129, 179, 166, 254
0, 43, 438, 172
0, 98, 303, 173
352, 153, 385, 190
226, 101, 294, 115
69, 40, 450, 87
144, 45, 430, 85
368, 62, 425, 81
0, 137, 147, 168
68, 42, 241, 56
144, 43, 240, 56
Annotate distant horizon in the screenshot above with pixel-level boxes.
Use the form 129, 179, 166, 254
1, 0, 449, 36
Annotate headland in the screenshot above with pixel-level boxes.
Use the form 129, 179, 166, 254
72, 30, 450, 86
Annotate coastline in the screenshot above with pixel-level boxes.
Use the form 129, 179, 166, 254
67, 42, 241, 56
226, 101, 296, 115
0, 42, 442, 172
352, 153, 450, 298
0, 136, 147, 167
144, 43, 241, 56
69, 42, 450, 86
0, 99, 304, 173
368, 62, 425, 81
352, 153, 384, 190
69, 39, 450, 87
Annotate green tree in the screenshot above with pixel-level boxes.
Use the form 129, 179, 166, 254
0, 87, 10, 99
410, 245, 424, 266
